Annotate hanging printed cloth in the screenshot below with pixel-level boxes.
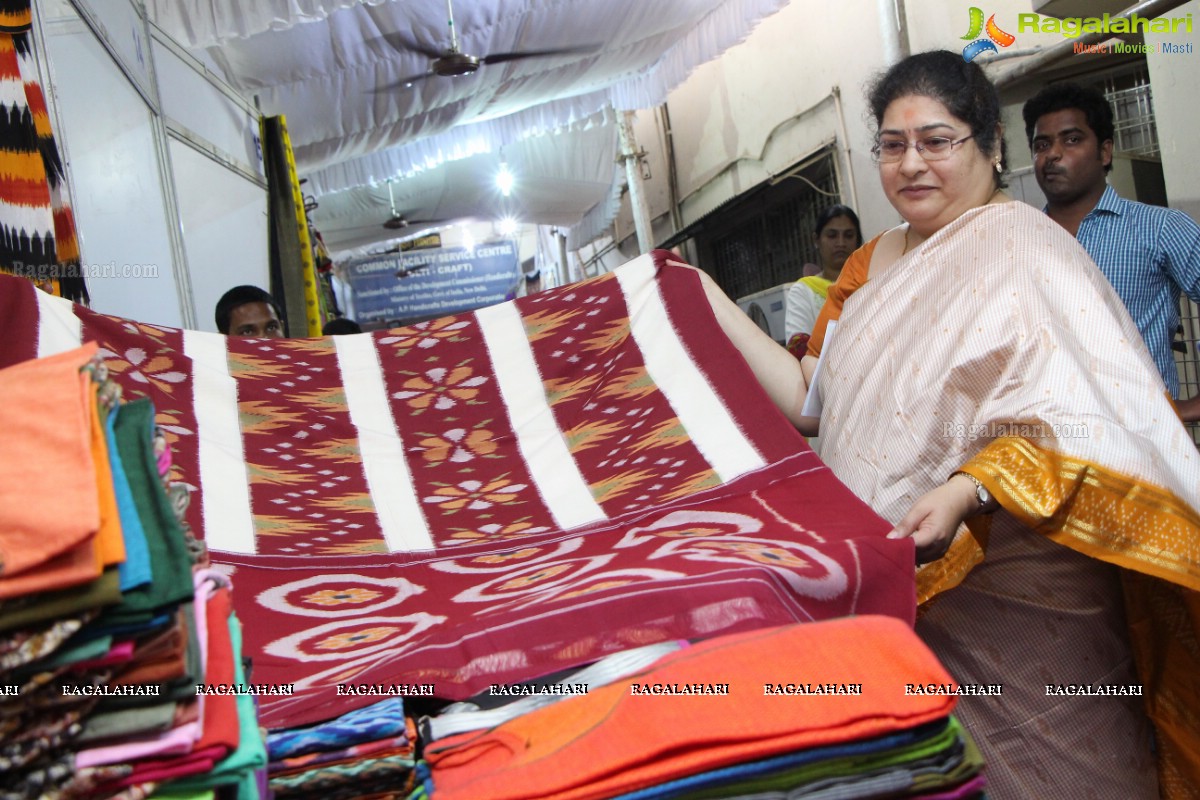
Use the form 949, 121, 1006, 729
0, 0, 86, 302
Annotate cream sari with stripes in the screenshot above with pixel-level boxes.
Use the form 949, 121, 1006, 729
818, 200, 1199, 798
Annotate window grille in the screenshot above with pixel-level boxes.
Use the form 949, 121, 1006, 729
703, 152, 839, 301
1100, 70, 1159, 159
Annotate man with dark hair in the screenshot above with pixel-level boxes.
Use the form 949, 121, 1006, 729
215, 285, 284, 338
1023, 82, 1200, 421
321, 317, 362, 335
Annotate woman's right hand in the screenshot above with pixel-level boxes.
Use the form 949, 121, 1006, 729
886, 475, 980, 564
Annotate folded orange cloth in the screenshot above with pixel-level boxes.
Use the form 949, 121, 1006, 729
0, 534, 99, 600
426, 615, 957, 800
88, 380, 126, 572
0, 343, 100, 580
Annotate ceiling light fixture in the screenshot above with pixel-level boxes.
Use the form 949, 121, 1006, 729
498, 217, 518, 237
496, 158, 514, 197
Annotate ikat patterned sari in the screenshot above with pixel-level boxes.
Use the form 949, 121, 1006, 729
0, 251, 916, 728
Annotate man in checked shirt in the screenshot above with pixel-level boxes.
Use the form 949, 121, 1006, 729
1024, 82, 1200, 422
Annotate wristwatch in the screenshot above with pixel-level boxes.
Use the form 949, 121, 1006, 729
952, 472, 991, 510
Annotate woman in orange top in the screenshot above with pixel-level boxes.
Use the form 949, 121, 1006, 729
783, 205, 862, 357
804, 237, 871, 359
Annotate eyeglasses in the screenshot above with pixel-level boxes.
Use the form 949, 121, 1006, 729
871, 134, 975, 163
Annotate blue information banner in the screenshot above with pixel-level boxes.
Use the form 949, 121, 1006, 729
344, 242, 520, 326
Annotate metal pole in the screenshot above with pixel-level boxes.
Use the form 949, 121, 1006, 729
556, 230, 570, 287
616, 110, 654, 254
876, 0, 902, 66
894, 0, 911, 58
831, 87, 861, 214
657, 104, 684, 234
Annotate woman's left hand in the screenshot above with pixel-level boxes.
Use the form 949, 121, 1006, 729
887, 475, 979, 564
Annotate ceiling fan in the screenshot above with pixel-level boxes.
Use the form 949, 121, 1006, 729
379, 0, 599, 90
382, 179, 442, 230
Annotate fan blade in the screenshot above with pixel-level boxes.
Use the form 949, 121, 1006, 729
379, 31, 447, 60
370, 70, 436, 93
384, 214, 452, 230
480, 44, 602, 65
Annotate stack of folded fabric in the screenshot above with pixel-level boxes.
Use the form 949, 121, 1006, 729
416, 616, 985, 800
418, 640, 689, 745
264, 697, 417, 799
0, 343, 266, 800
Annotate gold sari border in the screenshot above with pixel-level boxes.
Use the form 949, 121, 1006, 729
959, 436, 1200, 591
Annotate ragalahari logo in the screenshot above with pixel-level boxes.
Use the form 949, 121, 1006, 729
961, 7, 1015, 62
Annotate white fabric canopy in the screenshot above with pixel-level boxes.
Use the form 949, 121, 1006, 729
148, 0, 788, 253
310, 114, 619, 254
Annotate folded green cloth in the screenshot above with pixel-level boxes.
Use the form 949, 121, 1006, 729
674, 717, 974, 800
100, 399, 193, 622
77, 700, 178, 744
0, 569, 121, 633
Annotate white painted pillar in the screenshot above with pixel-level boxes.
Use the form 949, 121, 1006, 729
617, 109, 655, 254
557, 230, 571, 286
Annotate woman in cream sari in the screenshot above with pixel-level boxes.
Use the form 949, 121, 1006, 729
700, 51, 1199, 798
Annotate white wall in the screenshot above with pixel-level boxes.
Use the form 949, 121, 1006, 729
1146, 0, 1200, 221
38, 0, 271, 331
659, 0, 897, 240
43, 15, 186, 327
615, 0, 1168, 250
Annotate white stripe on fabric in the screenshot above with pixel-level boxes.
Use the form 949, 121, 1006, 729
0, 201, 52, 234
184, 330, 256, 555
335, 334, 433, 552
35, 289, 83, 358
616, 255, 765, 481
475, 302, 605, 530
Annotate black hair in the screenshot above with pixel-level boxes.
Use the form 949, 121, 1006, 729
814, 205, 863, 247
322, 317, 363, 335
1021, 82, 1114, 173
215, 285, 283, 334
867, 50, 1008, 188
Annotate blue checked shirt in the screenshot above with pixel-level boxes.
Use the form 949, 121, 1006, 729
1069, 185, 1200, 397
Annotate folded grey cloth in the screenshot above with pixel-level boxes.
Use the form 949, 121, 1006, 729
421, 639, 687, 741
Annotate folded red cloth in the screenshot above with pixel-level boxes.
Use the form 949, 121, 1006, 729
192, 583, 240, 753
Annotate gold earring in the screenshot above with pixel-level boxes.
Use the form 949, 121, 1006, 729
994, 158, 1002, 173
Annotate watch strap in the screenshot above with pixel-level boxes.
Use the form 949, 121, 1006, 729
952, 471, 989, 508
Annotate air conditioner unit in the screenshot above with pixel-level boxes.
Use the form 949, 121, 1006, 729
735, 283, 792, 345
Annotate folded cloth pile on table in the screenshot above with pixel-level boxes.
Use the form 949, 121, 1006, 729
417, 616, 984, 800
0, 344, 266, 800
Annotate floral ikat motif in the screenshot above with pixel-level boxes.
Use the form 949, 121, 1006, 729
19, 255, 800, 556
0, 253, 915, 730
